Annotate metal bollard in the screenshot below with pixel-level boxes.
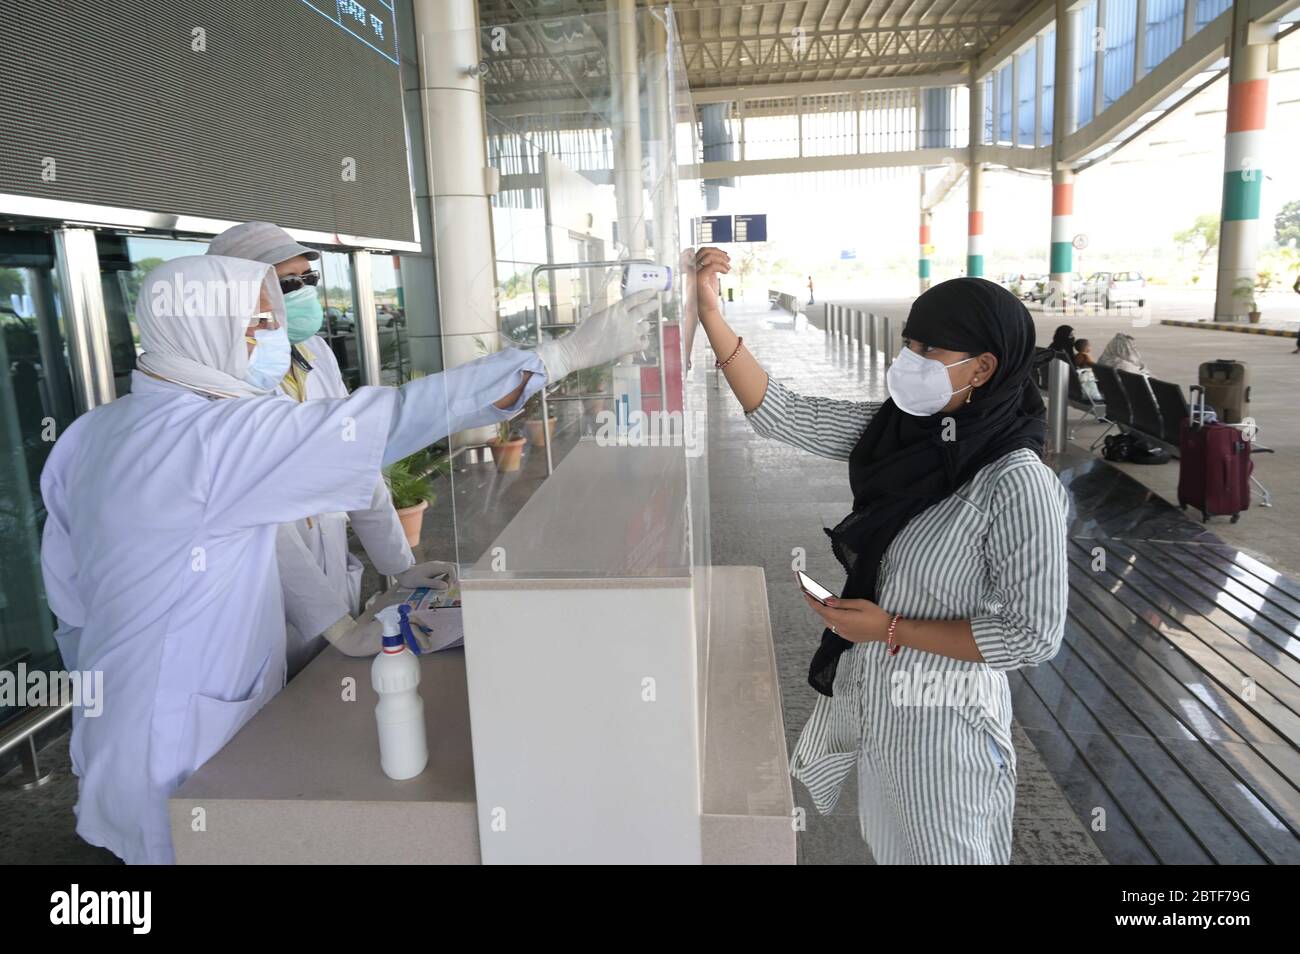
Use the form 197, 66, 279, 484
1047, 357, 1068, 455
882, 316, 893, 366
854, 310, 864, 349
868, 313, 877, 360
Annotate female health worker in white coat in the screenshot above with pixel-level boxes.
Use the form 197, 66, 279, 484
41, 254, 654, 864
207, 221, 456, 673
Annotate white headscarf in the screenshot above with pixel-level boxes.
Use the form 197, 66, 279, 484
1097, 332, 1148, 375
134, 255, 286, 399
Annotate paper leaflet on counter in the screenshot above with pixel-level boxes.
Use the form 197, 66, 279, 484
396, 583, 463, 653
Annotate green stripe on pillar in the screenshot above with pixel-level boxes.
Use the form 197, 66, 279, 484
1222, 171, 1263, 221
1050, 242, 1072, 274
919, 259, 931, 279
967, 254, 984, 277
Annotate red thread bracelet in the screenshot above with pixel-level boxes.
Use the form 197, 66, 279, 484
716, 336, 744, 369
886, 613, 903, 656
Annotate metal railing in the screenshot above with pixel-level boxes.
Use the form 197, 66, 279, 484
821, 302, 897, 367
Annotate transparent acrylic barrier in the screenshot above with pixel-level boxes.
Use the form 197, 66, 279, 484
414, 6, 708, 592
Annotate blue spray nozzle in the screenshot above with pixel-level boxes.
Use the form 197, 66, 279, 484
398, 603, 423, 656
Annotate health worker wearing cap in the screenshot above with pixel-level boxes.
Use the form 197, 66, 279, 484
207, 222, 453, 675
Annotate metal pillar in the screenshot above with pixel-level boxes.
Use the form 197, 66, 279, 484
1047, 357, 1069, 455
53, 228, 115, 411
351, 250, 382, 386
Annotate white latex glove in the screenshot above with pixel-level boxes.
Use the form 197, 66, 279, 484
394, 560, 458, 591
535, 289, 657, 382
323, 613, 384, 658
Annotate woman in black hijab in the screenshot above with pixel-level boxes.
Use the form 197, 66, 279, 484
691, 250, 1069, 864
1049, 323, 1076, 361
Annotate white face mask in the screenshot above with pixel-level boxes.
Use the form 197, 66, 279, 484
886, 346, 975, 416
243, 317, 291, 392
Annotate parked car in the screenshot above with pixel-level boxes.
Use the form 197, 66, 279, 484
1016, 273, 1046, 300
1029, 272, 1083, 303
1074, 271, 1146, 308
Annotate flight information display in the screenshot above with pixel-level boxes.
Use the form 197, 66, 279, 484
0, 0, 416, 244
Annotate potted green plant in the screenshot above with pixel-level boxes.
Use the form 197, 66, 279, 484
384, 447, 447, 547
1232, 277, 1259, 323
522, 390, 556, 448
489, 417, 526, 472
575, 363, 611, 418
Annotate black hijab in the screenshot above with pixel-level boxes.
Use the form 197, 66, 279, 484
808, 277, 1046, 696
1049, 324, 1075, 359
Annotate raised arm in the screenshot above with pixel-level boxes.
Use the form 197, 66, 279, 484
691, 247, 879, 461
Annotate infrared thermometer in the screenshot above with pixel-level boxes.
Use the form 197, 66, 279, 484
621, 264, 672, 295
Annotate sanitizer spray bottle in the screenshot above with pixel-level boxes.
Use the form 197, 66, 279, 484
371, 604, 428, 780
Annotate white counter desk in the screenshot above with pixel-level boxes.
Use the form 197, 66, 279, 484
171, 442, 794, 864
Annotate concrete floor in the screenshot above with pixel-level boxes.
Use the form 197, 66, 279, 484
703, 301, 1106, 864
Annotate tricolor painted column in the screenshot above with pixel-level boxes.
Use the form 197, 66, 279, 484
968, 165, 985, 278
919, 212, 933, 292
1050, 170, 1074, 300
1214, 7, 1269, 321
967, 73, 985, 278
1048, 0, 1078, 307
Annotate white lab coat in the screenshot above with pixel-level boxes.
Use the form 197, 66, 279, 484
277, 336, 415, 677
42, 348, 545, 864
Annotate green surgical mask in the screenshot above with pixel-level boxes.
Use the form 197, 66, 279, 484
283, 286, 325, 343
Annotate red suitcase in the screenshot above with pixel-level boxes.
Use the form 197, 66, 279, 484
1178, 385, 1252, 523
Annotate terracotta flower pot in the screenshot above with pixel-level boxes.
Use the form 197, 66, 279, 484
1248, 311, 1261, 324
489, 436, 527, 472
396, 499, 428, 548
525, 416, 557, 447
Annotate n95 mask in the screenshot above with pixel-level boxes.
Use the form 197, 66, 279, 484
886, 346, 974, 416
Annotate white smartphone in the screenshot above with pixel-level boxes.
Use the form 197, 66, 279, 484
795, 570, 835, 606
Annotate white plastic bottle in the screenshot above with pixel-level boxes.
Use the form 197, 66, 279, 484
371, 605, 428, 780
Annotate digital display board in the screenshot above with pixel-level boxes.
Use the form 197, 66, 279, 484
0, 0, 416, 245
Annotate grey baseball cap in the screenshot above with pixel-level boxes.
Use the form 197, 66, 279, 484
206, 221, 321, 266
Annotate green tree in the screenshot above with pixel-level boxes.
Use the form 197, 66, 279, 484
0, 267, 24, 303
1173, 213, 1219, 264
1276, 199, 1300, 248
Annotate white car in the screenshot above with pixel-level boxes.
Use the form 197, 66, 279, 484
1074, 271, 1146, 308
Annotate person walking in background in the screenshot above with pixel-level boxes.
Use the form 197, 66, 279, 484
807, 274, 815, 305
1291, 273, 1299, 353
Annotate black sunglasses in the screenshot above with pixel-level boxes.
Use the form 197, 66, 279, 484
278, 270, 321, 293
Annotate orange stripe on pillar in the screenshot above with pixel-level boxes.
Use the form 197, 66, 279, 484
968, 211, 983, 234
1227, 79, 1268, 132
919, 223, 931, 244
1052, 183, 1073, 216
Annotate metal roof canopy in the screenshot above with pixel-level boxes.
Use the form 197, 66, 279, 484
477, 0, 1044, 106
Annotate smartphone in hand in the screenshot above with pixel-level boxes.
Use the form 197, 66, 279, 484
795, 570, 835, 606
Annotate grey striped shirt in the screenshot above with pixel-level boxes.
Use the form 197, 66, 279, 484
746, 377, 1070, 830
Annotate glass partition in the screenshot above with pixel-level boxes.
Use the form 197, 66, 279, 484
415, 5, 708, 593
0, 231, 75, 716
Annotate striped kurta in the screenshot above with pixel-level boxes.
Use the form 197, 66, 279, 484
746, 378, 1069, 864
